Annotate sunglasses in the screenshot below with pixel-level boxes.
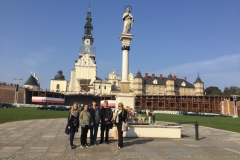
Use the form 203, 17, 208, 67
118, 106, 122, 107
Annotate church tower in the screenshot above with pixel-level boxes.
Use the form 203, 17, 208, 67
82, 6, 94, 45
166, 73, 175, 95
194, 73, 204, 96
69, 6, 97, 92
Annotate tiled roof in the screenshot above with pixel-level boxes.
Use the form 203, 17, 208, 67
194, 76, 203, 84
143, 76, 195, 88
24, 75, 39, 87
134, 71, 143, 78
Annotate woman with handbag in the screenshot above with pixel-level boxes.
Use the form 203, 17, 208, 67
67, 102, 79, 149
115, 102, 127, 148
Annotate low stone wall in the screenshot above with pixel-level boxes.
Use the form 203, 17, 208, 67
87, 124, 182, 138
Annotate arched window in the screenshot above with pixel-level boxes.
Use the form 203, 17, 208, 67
56, 84, 60, 89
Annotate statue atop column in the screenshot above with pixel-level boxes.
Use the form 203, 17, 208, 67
122, 6, 134, 34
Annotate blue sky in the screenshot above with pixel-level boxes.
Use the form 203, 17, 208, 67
0, 0, 239, 91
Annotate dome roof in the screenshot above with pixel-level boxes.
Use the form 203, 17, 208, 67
24, 75, 39, 87
134, 71, 143, 78
54, 70, 65, 80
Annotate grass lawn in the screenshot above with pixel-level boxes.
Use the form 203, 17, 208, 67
0, 107, 68, 124
1, 108, 239, 133
154, 113, 240, 133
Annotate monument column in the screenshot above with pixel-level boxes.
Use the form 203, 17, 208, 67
115, 6, 136, 111
119, 34, 133, 93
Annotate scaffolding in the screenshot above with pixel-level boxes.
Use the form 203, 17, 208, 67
101, 95, 222, 114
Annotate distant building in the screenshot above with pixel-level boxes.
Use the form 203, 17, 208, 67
50, 70, 68, 92
107, 70, 121, 88
23, 73, 40, 90
133, 71, 204, 96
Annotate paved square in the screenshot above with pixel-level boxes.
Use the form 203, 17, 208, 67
0, 119, 239, 159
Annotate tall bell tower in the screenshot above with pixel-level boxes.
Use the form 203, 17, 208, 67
82, 5, 94, 45
69, 5, 97, 92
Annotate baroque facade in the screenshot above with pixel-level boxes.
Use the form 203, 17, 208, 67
133, 71, 204, 96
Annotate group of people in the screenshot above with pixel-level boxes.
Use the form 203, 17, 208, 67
67, 100, 127, 149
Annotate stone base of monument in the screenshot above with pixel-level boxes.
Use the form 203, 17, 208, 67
115, 93, 136, 111
87, 123, 182, 138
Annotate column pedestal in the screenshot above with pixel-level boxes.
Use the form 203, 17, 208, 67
121, 81, 130, 93
115, 93, 136, 111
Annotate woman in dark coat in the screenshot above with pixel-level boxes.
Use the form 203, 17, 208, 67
67, 102, 79, 149
115, 102, 127, 148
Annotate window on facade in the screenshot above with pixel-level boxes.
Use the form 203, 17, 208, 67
99, 85, 101, 89
147, 86, 150, 90
104, 86, 106, 89
184, 88, 186, 92
153, 86, 155, 90
159, 87, 162, 91
56, 84, 60, 89
189, 89, 190, 93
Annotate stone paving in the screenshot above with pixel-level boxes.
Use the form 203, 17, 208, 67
0, 119, 240, 160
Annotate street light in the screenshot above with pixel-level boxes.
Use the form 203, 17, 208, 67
13, 78, 23, 104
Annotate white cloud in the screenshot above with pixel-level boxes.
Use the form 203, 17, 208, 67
154, 54, 240, 90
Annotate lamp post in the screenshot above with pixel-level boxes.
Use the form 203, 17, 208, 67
13, 78, 23, 104
232, 95, 238, 118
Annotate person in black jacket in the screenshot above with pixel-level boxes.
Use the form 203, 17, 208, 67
67, 102, 79, 149
89, 99, 100, 145
115, 102, 127, 148
99, 100, 113, 144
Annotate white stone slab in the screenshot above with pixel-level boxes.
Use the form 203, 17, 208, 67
87, 125, 182, 138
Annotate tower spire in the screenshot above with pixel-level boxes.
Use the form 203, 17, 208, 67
88, 0, 90, 11
82, 4, 93, 43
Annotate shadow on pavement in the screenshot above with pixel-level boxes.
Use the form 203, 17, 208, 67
181, 134, 190, 138
122, 138, 154, 147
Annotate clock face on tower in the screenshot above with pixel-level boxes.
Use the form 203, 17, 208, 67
85, 47, 89, 53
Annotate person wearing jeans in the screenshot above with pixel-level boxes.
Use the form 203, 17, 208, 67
89, 99, 100, 145
115, 102, 127, 148
79, 104, 92, 148
100, 100, 113, 144
67, 102, 79, 149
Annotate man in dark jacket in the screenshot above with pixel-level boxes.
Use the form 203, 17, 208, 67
89, 99, 100, 145
100, 100, 113, 144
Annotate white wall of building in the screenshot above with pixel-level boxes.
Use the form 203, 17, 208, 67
50, 80, 68, 92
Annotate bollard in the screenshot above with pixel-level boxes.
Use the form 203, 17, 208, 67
195, 121, 199, 140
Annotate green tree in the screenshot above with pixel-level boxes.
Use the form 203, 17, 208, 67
204, 86, 222, 95
223, 86, 240, 95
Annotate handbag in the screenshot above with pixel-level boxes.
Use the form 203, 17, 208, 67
65, 124, 70, 135
122, 121, 128, 131
113, 129, 118, 139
